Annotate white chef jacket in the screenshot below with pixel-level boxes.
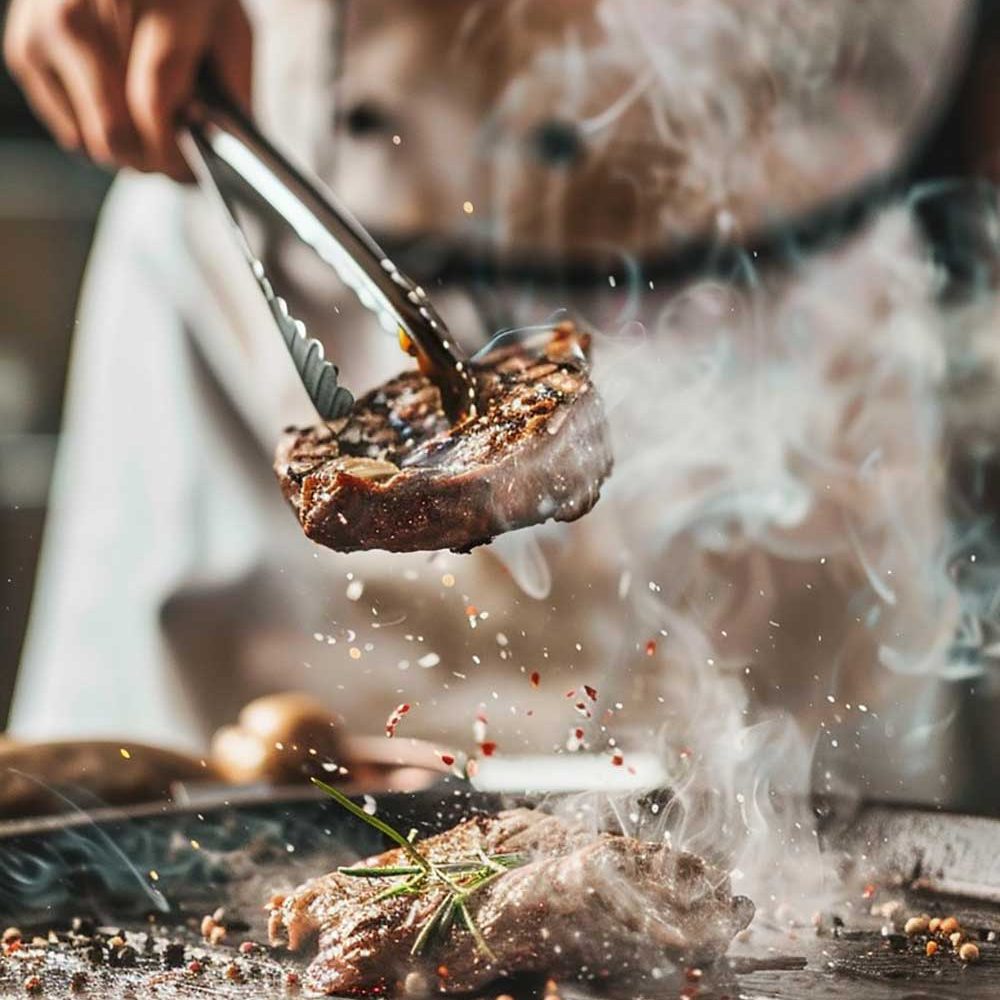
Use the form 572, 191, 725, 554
9, 0, 978, 813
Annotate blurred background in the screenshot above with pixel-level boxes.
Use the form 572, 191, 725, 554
0, 0, 999, 807
0, 65, 110, 724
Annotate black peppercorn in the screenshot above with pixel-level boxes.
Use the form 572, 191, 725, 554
109, 944, 137, 968
163, 942, 185, 969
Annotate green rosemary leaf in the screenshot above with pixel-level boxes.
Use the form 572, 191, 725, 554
312, 779, 429, 871
463, 867, 509, 897
410, 892, 452, 957
493, 852, 530, 867
337, 865, 425, 878
437, 895, 458, 939
374, 878, 425, 903
456, 897, 497, 962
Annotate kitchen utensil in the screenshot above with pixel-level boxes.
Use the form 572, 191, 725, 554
179, 75, 476, 422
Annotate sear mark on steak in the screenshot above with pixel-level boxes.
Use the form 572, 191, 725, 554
267, 808, 754, 996
275, 322, 613, 553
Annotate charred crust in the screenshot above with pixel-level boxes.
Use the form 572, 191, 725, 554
275, 325, 612, 553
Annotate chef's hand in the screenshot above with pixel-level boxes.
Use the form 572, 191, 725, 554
3, 0, 252, 179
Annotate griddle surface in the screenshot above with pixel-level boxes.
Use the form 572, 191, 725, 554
2, 787, 1000, 998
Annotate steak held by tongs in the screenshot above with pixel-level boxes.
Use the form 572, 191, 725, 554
267, 807, 754, 995
275, 322, 612, 553
181, 84, 612, 556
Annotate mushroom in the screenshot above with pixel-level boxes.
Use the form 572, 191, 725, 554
210, 692, 343, 785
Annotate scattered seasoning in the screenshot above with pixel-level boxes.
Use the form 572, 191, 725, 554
438, 752, 456, 767
479, 742, 497, 757
164, 942, 185, 968
473, 707, 489, 743
403, 970, 429, 996
861, 883, 876, 901
187, 960, 203, 974
119, 748, 131, 760
530, 671, 541, 688
225, 962, 244, 982
23, 975, 42, 994
925, 940, 938, 957
959, 942, 981, 962
239, 941, 259, 955
69, 971, 89, 992
645, 640, 656, 656
385, 703, 411, 738
610, 751, 625, 767
583, 685, 598, 702
285, 970, 301, 989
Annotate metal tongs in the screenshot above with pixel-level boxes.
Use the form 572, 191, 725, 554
178, 74, 476, 422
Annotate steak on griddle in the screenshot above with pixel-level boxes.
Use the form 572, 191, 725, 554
267, 808, 754, 995
275, 323, 612, 553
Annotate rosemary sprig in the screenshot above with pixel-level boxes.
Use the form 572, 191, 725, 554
342, 856, 527, 878
311, 778, 527, 961
312, 778, 429, 871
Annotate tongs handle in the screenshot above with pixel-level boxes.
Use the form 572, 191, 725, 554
184, 73, 476, 422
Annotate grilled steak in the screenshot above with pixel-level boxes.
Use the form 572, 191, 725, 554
275, 323, 612, 553
267, 808, 754, 995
